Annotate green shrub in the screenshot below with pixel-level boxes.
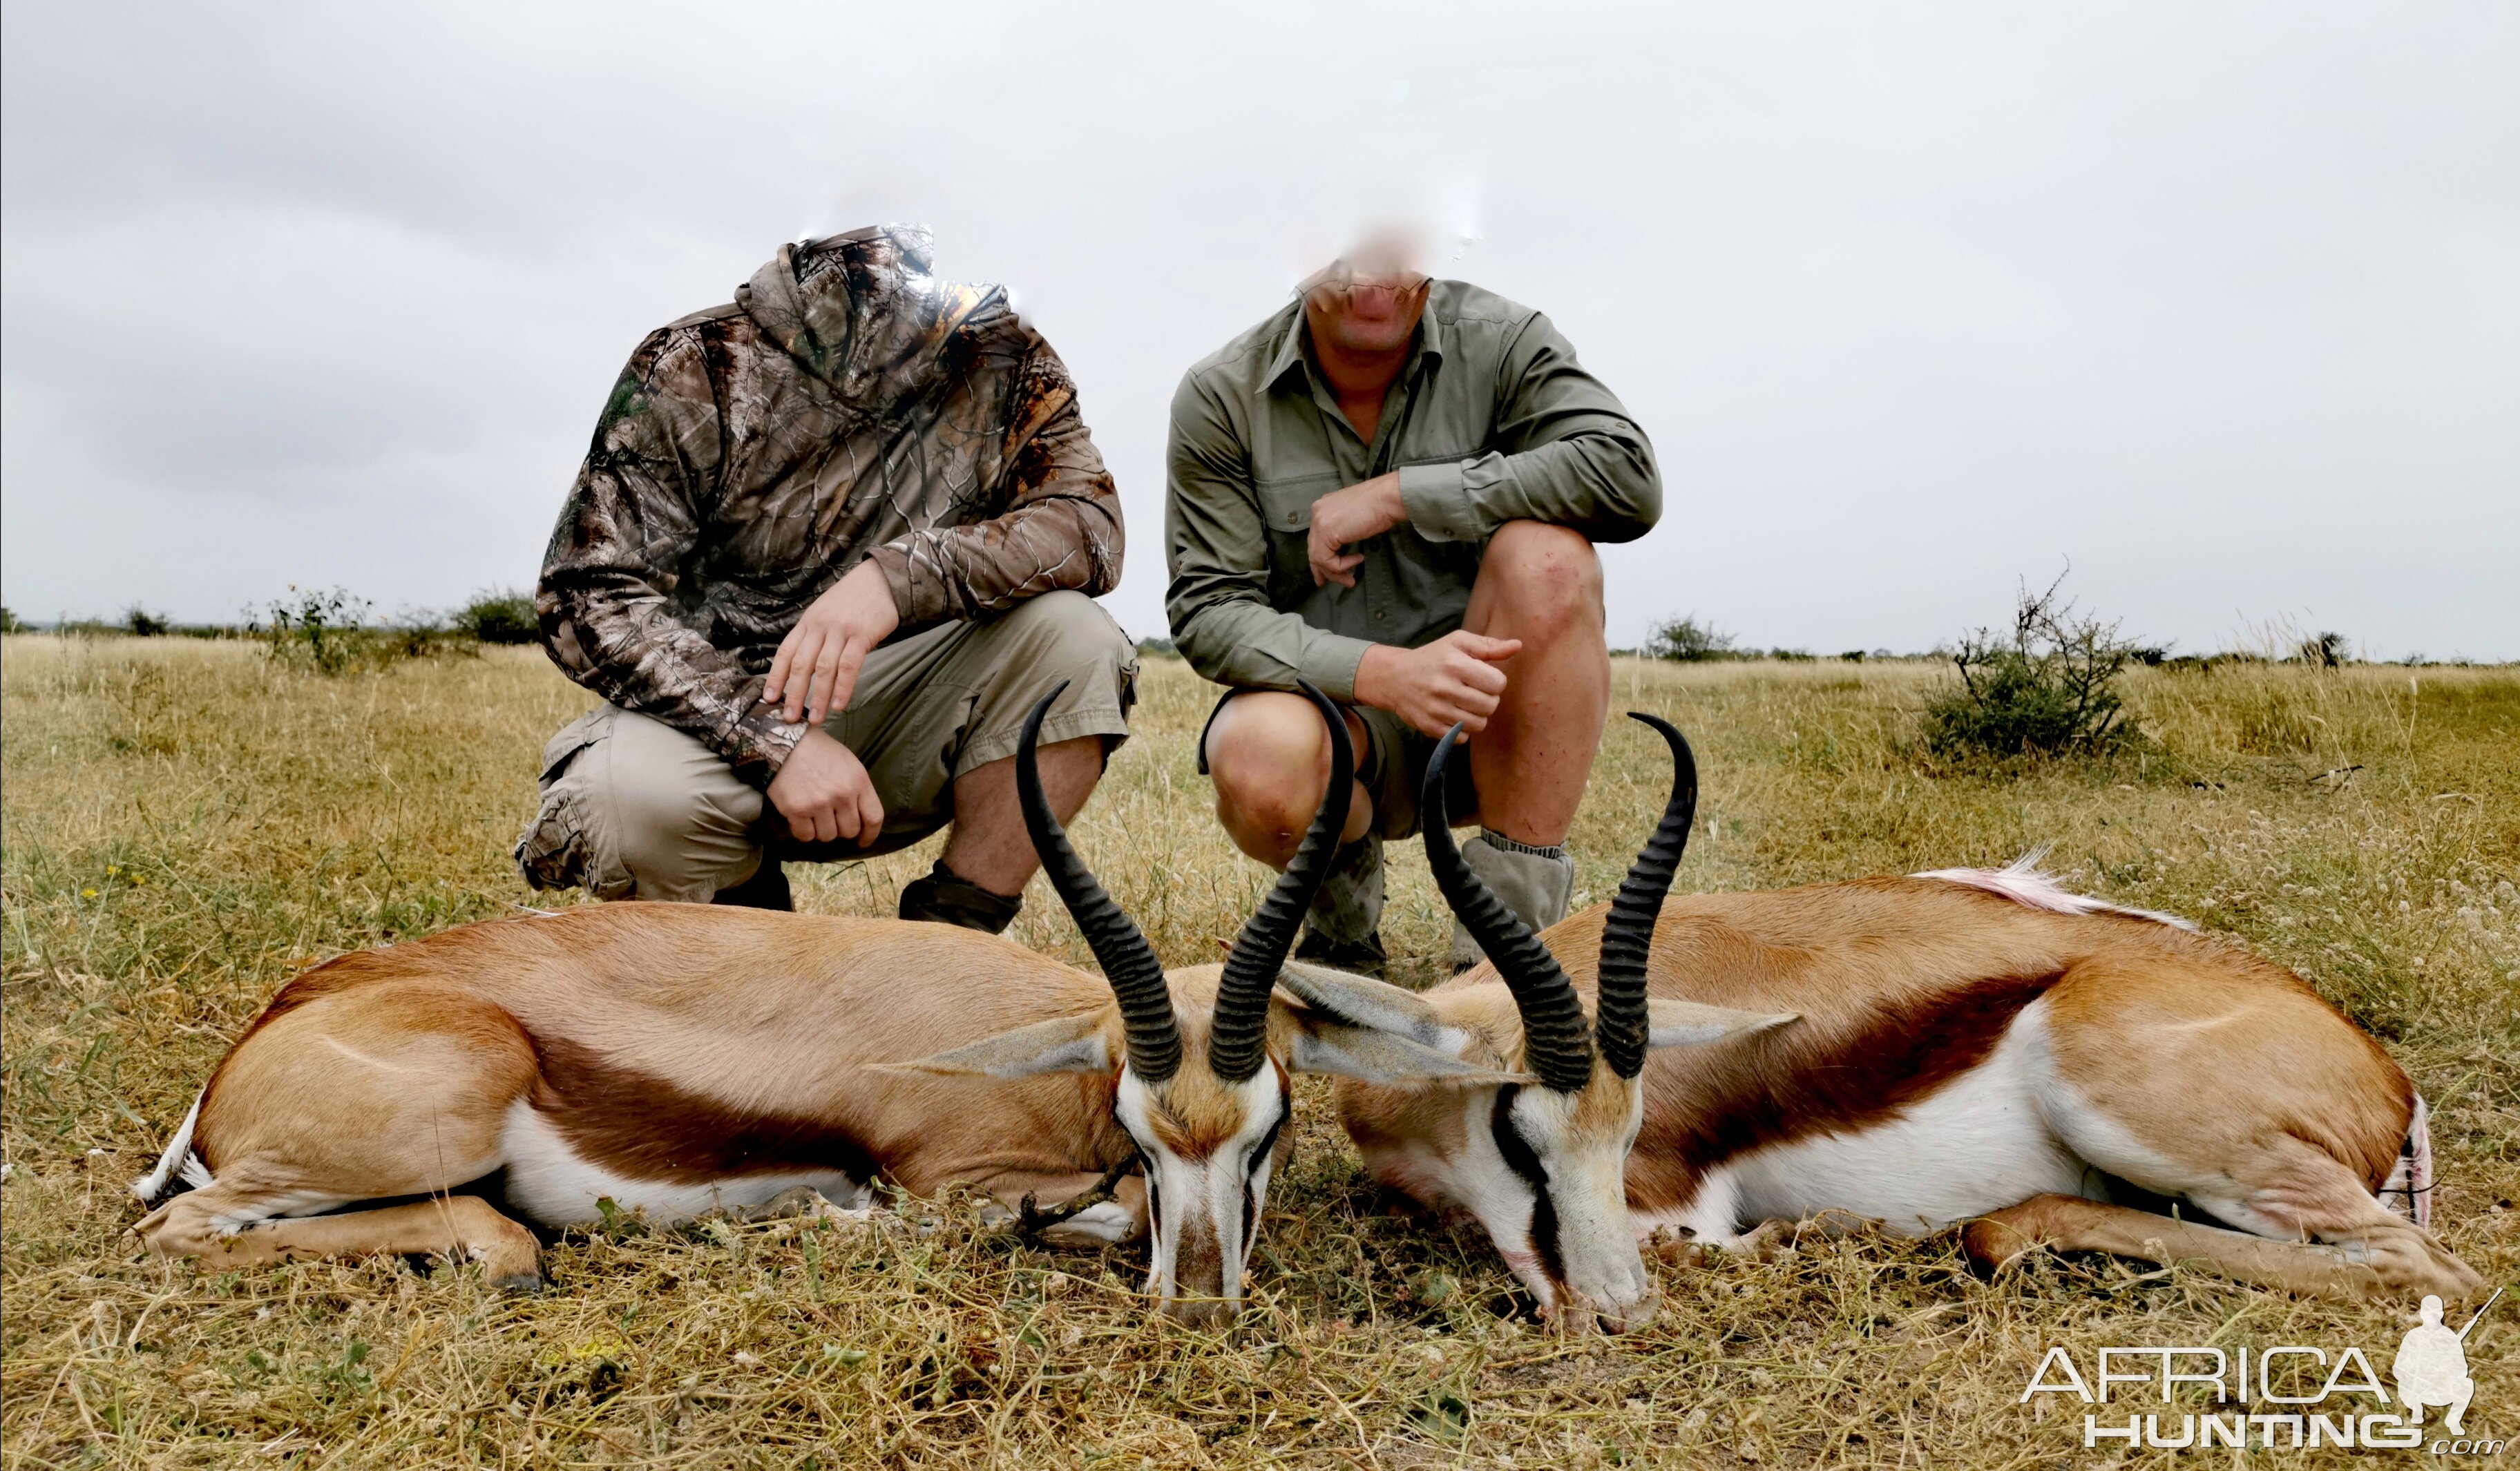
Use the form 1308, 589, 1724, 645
124, 606, 172, 637
455, 588, 540, 645
253, 586, 467, 676
0, 606, 22, 634
2295, 631, 2349, 669
1920, 573, 2139, 760
1644, 614, 1738, 662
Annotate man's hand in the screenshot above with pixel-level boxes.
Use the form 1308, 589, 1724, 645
1308, 473, 1409, 587
765, 727, 886, 846
1353, 631, 1525, 739
763, 560, 901, 724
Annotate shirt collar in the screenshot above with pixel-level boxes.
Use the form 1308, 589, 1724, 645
1264, 289, 1448, 395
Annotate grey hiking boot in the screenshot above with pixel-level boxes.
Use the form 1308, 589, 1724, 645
1448, 830, 1576, 972
1301, 833, 1386, 974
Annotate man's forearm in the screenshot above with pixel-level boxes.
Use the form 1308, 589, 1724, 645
1171, 599, 1375, 702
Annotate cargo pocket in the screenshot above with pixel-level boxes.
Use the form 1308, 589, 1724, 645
511, 707, 636, 899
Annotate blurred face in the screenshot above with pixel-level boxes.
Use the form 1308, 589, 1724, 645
1303, 244, 1431, 359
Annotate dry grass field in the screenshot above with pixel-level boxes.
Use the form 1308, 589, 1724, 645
3, 636, 2513, 1468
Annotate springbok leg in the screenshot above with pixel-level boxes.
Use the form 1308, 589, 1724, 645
1960, 1191, 2477, 1302
138, 1189, 544, 1287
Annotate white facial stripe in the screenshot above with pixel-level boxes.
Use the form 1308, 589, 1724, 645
1113, 1068, 1288, 1309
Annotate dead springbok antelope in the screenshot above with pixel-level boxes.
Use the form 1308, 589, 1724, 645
1329, 715, 2483, 1329
131, 684, 1507, 1322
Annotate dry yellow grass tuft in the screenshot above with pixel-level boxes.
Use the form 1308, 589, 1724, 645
3, 637, 2513, 1467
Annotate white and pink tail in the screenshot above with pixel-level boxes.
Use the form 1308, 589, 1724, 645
131, 1090, 214, 1207
1913, 852, 2199, 932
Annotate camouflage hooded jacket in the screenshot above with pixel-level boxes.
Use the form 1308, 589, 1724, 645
536, 225, 1123, 785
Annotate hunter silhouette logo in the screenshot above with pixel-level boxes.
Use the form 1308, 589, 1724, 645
2396, 1289, 2497, 1436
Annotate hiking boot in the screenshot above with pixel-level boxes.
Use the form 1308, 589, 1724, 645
1295, 926, 1388, 978
898, 859, 1024, 935
1447, 830, 1575, 971
712, 861, 794, 912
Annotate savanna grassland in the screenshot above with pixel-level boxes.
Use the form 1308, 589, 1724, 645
3, 637, 2514, 1468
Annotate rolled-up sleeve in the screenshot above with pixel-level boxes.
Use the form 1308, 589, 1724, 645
1400, 312, 1660, 545
1163, 374, 1375, 698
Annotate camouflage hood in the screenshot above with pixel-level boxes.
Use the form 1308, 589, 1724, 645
734, 224, 994, 407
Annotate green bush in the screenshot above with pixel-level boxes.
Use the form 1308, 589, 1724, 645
455, 588, 540, 645
124, 606, 173, 637
253, 586, 468, 676
1644, 614, 1738, 662
0, 606, 22, 634
2295, 631, 2349, 669
1920, 573, 2139, 760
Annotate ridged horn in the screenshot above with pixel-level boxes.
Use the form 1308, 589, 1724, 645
1420, 726, 1596, 1093
1595, 714, 1698, 1079
1208, 681, 1354, 1083
1015, 683, 1180, 1083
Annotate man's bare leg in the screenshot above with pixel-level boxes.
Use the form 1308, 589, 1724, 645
937, 736, 1108, 896
1204, 699, 1376, 868
1460, 520, 1609, 847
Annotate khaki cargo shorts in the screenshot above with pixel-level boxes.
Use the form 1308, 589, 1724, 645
515, 590, 1137, 903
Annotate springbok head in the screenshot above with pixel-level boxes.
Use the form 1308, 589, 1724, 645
1382, 715, 1797, 1332
905, 682, 1519, 1325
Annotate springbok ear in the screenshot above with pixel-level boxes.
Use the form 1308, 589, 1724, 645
1286, 1015, 1532, 1087
1274, 960, 1452, 1048
877, 1010, 1116, 1079
1645, 998, 1798, 1049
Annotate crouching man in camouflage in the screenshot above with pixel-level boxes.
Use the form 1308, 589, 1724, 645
1167, 233, 1659, 972
517, 225, 1135, 930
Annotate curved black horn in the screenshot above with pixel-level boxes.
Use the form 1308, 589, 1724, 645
1421, 726, 1596, 1093
1016, 683, 1181, 1083
1209, 681, 1354, 1083
1595, 714, 1698, 1079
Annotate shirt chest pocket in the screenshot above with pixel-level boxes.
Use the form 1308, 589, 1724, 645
1254, 474, 1338, 535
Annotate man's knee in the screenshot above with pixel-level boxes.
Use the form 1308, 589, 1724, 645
1479, 521, 1604, 641
995, 589, 1134, 673
1205, 694, 1334, 833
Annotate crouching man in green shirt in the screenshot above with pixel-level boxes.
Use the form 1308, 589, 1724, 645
1165, 235, 1659, 972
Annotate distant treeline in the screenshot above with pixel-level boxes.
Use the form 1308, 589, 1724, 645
3, 590, 539, 646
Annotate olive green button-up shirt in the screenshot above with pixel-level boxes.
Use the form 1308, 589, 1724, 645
1164, 280, 1659, 700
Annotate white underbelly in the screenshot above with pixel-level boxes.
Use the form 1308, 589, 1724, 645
497, 1099, 867, 1228
1722, 999, 2099, 1236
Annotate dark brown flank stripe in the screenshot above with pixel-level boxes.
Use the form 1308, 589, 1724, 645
1638, 970, 2067, 1213
525, 1033, 880, 1185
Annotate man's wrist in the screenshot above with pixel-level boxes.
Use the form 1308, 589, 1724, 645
1370, 472, 1406, 530
1352, 643, 1403, 712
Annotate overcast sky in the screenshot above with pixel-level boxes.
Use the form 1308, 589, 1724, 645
5, 1, 2514, 659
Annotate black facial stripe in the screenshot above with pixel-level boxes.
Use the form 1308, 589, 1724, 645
1240, 1105, 1288, 1254
1489, 1084, 1565, 1287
